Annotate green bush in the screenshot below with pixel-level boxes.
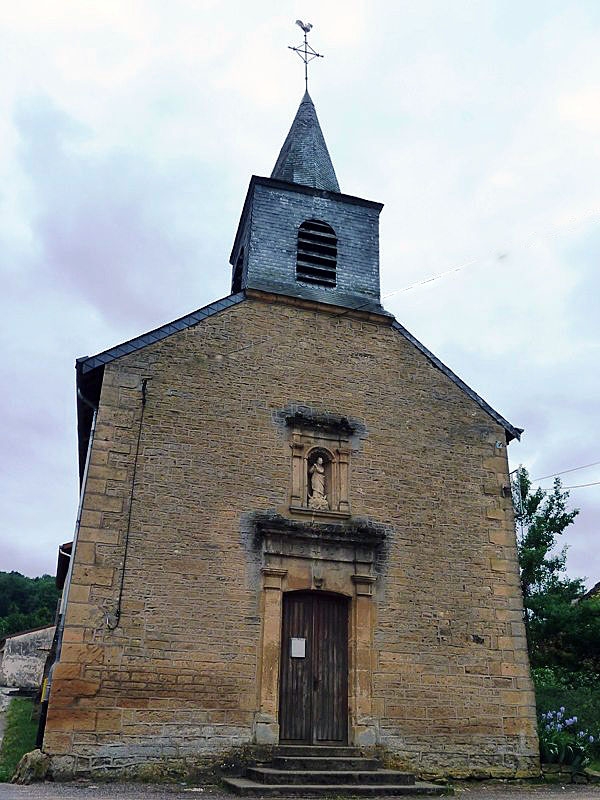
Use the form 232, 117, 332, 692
533, 666, 600, 690
0, 697, 38, 782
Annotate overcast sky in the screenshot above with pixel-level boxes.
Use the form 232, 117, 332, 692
1, 0, 598, 586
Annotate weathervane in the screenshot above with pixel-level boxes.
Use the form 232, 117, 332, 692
289, 20, 323, 91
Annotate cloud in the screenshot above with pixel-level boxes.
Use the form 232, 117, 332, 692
13, 96, 229, 332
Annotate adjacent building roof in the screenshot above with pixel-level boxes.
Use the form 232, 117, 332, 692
0, 623, 55, 646
271, 92, 340, 192
582, 581, 600, 602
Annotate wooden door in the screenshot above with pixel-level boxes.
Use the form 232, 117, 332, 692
279, 592, 348, 744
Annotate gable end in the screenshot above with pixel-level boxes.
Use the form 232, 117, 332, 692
78, 293, 246, 375
391, 320, 523, 443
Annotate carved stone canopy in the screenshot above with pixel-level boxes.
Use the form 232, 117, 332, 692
253, 512, 386, 549
284, 411, 356, 437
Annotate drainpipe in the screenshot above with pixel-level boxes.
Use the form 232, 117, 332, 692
37, 386, 98, 748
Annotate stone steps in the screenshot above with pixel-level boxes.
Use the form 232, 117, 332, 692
275, 745, 360, 757
222, 745, 452, 797
225, 777, 451, 796
247, 767, 416, 785
273, 756, 380, 770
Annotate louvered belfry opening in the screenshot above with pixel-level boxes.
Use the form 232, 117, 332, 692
296, 220, 337, 288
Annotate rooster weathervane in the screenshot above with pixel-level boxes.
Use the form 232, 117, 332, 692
289, 20, 323, 91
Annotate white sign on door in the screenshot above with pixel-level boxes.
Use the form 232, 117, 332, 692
291, 637, 306, 658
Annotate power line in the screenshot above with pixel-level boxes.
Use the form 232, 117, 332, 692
563, 480, 600, 490
383, 208, 600, 300
382, 258, 480, 299
533, 460, 600, 482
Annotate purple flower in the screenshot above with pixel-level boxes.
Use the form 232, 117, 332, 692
560, 706, 565, 713
590, 736, 595, 744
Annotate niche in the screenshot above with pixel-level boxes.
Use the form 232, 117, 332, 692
287, 416, 352, 518
307, 447, 333, 511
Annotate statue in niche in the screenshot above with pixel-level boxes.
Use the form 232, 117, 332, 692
308, 456, 329, 510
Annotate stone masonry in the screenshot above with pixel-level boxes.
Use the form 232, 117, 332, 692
43, 292, 539, 779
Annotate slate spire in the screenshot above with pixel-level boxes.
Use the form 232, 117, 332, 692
271, 91, 340, 192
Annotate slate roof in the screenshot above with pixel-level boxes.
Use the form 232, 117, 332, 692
76, 291, 522, 442
78, 293, 245, 374
270, 92, 340, 192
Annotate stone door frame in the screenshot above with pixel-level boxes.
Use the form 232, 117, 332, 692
252, 515, 384, 748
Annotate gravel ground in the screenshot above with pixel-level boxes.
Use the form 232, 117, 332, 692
0, 783, 599, 800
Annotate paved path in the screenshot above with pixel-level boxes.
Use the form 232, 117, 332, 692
0, 783, 599, 800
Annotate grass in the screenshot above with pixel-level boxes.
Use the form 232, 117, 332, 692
0, 697, 38, 782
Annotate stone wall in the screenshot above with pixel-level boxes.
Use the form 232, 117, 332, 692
0, 626, 54, 689
43, 293, 538, 778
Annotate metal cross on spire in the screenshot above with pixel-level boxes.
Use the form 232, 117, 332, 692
289, 20, 323, 91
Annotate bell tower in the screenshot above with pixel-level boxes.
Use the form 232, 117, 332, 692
230, 92, 385, 315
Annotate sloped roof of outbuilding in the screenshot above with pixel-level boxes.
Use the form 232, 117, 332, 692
76, 290, 522, 443
582, 581, 600, 601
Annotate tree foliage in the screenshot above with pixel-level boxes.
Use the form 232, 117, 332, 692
0, 572, 59, 638
513, 468, 600, 673
513, 468, 579, 598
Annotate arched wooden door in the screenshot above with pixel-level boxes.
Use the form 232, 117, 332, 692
279, 592, 349, 744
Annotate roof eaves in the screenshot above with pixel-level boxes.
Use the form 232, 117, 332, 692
2, 623, 56, 641
391, 320, 523, 443
78, 292, 246, 375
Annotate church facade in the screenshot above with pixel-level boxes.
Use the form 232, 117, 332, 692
43, 93, 539, 779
